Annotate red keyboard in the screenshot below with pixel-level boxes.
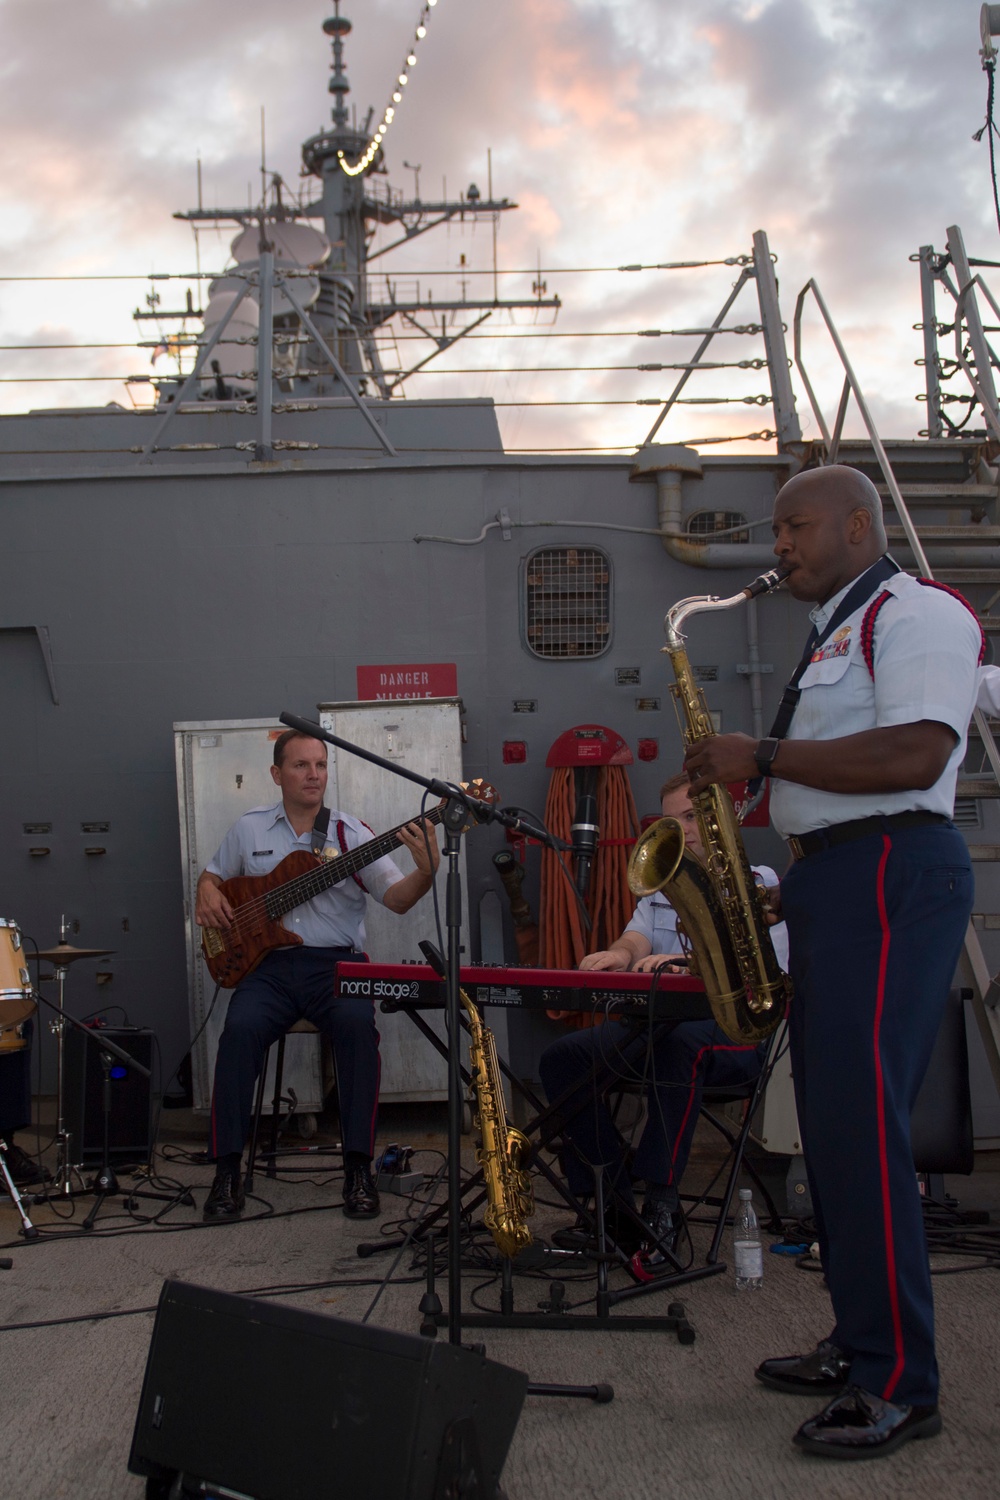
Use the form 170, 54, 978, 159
334, 962, 710, 1023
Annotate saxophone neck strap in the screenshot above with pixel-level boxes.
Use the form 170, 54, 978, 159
746, 553, 901, 801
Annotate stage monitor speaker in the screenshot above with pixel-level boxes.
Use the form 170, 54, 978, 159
128, 1280, 527, 1500
63, 1025, 154, 1166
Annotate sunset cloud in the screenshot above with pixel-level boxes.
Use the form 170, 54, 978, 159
0, 0, 994, 451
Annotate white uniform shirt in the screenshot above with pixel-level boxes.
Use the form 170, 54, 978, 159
769, 572, 981, 839
625, 864, 790, 970
977, 663, 1000, 716
206, 801, 404, 950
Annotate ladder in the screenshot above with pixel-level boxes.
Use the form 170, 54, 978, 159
793, 239, 1000, 1110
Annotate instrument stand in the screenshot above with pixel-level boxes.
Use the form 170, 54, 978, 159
29, 928, 119, 1199
81, 1047, 121, 1231
277, 713, 609, 1401
48, 960, 84, 1198
0, 1139, 39, 1239
366, 997, 720, 1333
29, 988, 152, 1224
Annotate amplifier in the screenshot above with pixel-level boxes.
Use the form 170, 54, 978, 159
129, 1280, 527, 1500
63, 1025, 154, 1166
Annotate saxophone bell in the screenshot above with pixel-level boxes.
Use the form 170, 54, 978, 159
627, 817, 687, 899
638, 566, 792, 1044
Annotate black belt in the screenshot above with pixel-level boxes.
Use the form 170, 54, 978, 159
786, 810, 950, 862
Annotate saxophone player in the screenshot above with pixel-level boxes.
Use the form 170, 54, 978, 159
685, 466, 980, 1461
539, 773, 788, 1259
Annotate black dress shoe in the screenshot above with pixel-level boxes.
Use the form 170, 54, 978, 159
1, 1141, 51, 1187
793, 1385, 941, 1460
639, 1197, 678, 1256
343, 1164, 380, 1218
203, 1167, 245, 1222
628, 1198, 680, 1279
756, 1338, 851, 1395
551, 1201, 642, 1255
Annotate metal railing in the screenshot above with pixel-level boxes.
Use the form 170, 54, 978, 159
639, 230, 802, 453
794, 273, 1000, 1091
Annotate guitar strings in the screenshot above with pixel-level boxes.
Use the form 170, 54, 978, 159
210, 781, 491, 945
223, 817, 441, 937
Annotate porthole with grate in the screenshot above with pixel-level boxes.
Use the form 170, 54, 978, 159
523, 546, 612, 659
686, 510, 750, 544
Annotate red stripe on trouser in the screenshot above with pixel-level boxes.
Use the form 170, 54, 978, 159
873, 833, 906, 1401
667, 1042, 759, 1183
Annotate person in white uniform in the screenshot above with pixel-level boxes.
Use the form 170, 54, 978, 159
196, 729, 440, 1223
685, 464, 981, 1460
539, 773, 788, 1259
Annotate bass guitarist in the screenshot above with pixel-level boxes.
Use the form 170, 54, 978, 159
195, 728, 440, 1223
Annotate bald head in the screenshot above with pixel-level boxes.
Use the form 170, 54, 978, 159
772, 465, 889, 604
778, 465, 887, 544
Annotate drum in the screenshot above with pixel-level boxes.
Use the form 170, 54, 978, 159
0, 918, 36, 1053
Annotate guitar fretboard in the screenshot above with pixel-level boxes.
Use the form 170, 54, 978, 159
252, 805, 448, 925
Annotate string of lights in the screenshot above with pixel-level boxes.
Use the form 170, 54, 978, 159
338, 0, 441, 178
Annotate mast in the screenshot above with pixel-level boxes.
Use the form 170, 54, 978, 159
168, 4, 560, 403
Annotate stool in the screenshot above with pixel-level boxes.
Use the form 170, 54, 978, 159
688, 1046, 785, 1264
246, 1020, 327, 1193
608, 1022, 786, 1258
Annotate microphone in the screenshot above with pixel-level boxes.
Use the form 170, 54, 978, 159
571, 791, 599, 896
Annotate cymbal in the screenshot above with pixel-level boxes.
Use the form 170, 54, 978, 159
31, 942, 116, 965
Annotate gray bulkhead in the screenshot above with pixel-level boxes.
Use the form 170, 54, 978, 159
1, 402, 996, 1133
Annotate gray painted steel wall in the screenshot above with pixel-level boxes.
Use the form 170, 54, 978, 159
2, 429, 995, 1137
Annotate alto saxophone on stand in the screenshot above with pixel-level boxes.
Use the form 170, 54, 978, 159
459, 984, 535, 1258
628, 565, 792, 1044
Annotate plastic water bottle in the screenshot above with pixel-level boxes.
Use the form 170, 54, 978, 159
733, 1187, 764, 1291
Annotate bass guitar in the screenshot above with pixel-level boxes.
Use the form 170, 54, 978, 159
200, 780, 498, 988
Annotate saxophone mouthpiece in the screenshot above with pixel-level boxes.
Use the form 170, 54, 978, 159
743, 564, 791, 600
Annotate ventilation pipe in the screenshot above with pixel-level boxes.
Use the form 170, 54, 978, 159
630, 443, 777, 569
630, 443, 1000, 570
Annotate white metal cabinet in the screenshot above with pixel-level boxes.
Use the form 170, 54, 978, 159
175, 719, 324, 1116
317, 698, 467, 1102
175, 699, 464, 1114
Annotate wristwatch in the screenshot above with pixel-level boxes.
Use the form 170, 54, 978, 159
753, 737, 782, 779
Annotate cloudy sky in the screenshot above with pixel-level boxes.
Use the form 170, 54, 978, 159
0, 0, 995, 453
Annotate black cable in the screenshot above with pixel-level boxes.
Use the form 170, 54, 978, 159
0, 1273, 426, 1337
359, 1162, 448, 1325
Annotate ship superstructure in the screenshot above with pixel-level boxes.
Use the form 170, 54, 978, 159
0, 6, 999, 1153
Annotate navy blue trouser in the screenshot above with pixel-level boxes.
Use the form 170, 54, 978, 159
208, 947, 379, 1161
0, 1029, 32, 1137
539, 1016, 763, 1206
782, 821, 972, 1407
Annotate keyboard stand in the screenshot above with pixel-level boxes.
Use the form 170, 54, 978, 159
358, 998, 726, 1337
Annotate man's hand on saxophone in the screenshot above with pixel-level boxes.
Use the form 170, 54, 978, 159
683, 731, 759, 795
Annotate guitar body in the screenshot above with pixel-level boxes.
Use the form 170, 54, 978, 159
201, 851, 320, 988
198, 782, 500, 990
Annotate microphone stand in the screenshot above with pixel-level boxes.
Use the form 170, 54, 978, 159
278, 711, 570, 1349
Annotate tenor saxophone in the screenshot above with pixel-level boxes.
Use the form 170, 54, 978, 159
627, 565, 792, 1044
460, 985, 534, 1258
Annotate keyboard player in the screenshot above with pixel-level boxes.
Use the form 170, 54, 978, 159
538, 773, 789, 1260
